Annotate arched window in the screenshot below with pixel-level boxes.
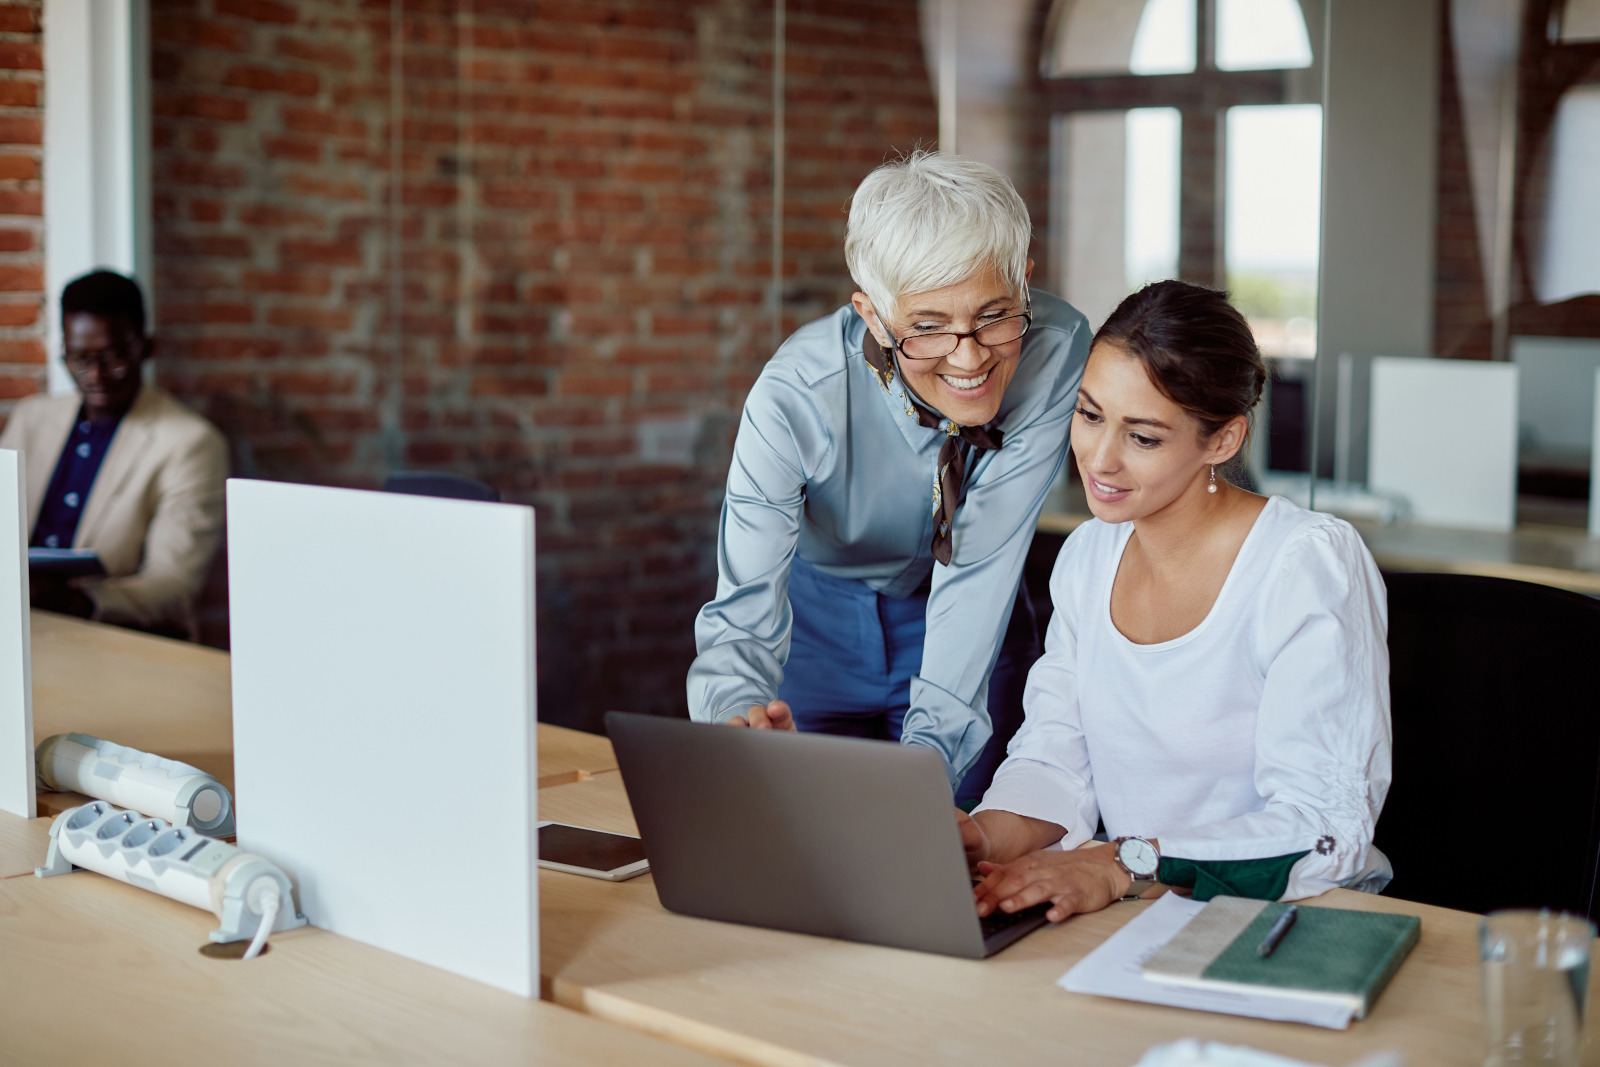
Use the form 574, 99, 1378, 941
1043, 0, 1322, 375
1133, 0, 1198, 75
1216, 0, 1314, 71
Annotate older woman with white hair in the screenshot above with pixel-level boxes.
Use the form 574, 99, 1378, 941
687, 152, 1090, 802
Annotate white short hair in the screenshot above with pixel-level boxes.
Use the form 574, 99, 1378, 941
844, 151, 1032, 323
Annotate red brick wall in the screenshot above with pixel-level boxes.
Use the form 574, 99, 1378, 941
0, 1, 43, 416
148, 0, 936, 729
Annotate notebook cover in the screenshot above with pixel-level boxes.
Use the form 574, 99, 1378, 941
1143, 896, 1270, 979
1199, 900, 1420, 1018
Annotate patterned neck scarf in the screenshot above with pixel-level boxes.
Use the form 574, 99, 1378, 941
863, 331, 1004, 566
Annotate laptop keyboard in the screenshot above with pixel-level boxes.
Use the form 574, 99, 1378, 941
978, 900, 1051, 940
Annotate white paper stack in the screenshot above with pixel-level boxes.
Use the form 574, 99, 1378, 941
1057, 894, 1356, 1030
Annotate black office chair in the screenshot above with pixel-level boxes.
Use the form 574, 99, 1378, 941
381, 470, 501, 503
1377, 572, 1600, 920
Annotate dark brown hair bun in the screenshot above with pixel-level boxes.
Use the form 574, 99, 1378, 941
1092, 280, 1267, 442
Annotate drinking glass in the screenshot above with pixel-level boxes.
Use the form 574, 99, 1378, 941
1481, 909, 1594, 1066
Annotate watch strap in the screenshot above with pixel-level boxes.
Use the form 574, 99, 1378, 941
1119, 873, 1157, 901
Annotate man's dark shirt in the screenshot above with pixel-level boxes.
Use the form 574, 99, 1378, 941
30, 408, 122, 549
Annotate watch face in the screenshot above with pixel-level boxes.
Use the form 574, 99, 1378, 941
1118, 838, 1159, 877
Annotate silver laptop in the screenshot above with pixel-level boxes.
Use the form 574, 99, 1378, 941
605, 712, 1051, 959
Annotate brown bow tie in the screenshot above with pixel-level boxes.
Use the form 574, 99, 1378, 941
863, 332, 1004, 566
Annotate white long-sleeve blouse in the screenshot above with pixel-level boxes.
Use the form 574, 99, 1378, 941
975, 495, 1394, 900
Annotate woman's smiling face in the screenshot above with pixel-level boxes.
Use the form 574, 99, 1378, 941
853, 263, 1032, 428
1071, 340, 1241, 521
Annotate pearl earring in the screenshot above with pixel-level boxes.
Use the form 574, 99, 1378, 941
1207, 465, 1217, 494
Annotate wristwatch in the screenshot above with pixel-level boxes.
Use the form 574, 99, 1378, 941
1113, 836, 1160, 900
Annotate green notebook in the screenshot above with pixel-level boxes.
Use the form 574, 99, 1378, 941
1141, 897, 1421, 1020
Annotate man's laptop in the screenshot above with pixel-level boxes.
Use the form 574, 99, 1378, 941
604, 712, 1051, 959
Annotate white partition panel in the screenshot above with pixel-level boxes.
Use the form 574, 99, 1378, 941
0, 449, 32, 817
1512, 336, 1600, 471
227, 480, 537, 995
1369, 357, 1519, 532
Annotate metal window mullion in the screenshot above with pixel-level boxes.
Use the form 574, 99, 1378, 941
1198, 0, 1217, 72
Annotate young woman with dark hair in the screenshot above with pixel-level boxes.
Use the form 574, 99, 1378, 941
957, 279, 1394, 923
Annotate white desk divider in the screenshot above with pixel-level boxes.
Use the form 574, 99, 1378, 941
227, 479, 538, 995
0, 448, 32, 818
1592, 367, 1600, 540
1369, 357, 1520, 532
1512, 338, 1600, 473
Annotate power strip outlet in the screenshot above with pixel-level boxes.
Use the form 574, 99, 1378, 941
36, 801, 306, 944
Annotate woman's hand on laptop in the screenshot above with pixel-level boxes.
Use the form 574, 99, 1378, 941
972, 844, 1129, 924
955, 809, 989, 866
727, 700, 796, 730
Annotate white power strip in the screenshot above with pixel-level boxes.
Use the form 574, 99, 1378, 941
36, 733, 235, 836
36, 801, 305, 953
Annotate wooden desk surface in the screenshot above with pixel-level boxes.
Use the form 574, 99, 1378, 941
535, 723, 620, 787
1037, 510, 1600, 596
31, 610, 235, 785
537, 770, 1588, 1067
21, 612, 1568, 1063
0, 807, 49, 877
0, 864, 720, 1066
26, 611, 618, 804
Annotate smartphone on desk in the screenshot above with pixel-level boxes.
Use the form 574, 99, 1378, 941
537, 821, 650, 881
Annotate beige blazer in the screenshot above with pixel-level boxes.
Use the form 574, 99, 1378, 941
0, 385, 228, 636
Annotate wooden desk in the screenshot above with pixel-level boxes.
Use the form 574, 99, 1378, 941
11, 612, 621, 873
31, 610, 234, 785
26, 611, 617, 804
535, 724, 620, 787
1037, 511, 1600, 596
0, 863, 720, 1066
0, 807, 49, 877
1351, 519, 1600, 595
537, 770, 1584, 1067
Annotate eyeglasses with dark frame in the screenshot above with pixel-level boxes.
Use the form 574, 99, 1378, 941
63, 345, 140, 381
883, 299, 1033, 362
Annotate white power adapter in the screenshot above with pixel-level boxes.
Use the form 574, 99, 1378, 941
36, 801, 306, 956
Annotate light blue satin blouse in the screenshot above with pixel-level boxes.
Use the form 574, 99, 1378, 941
687, 288, 1091, 786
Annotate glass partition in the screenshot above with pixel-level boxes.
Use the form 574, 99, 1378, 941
1040, 0, 1322, 498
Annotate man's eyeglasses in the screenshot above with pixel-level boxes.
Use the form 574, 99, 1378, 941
63, 346, 139, 381
884, 302, 1033, 362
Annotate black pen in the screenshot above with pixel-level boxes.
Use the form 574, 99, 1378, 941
1256, 905, 1298, 958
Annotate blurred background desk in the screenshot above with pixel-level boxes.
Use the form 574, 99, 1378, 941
26, 611, 615, 811
32, 610, 234, 787
8, 614, 622, 873
1037, 511, 1600, 596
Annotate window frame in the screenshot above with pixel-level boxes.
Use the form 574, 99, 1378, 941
1040, 0, 1321, 288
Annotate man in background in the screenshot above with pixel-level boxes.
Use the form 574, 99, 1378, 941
0, 269, 227, 639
